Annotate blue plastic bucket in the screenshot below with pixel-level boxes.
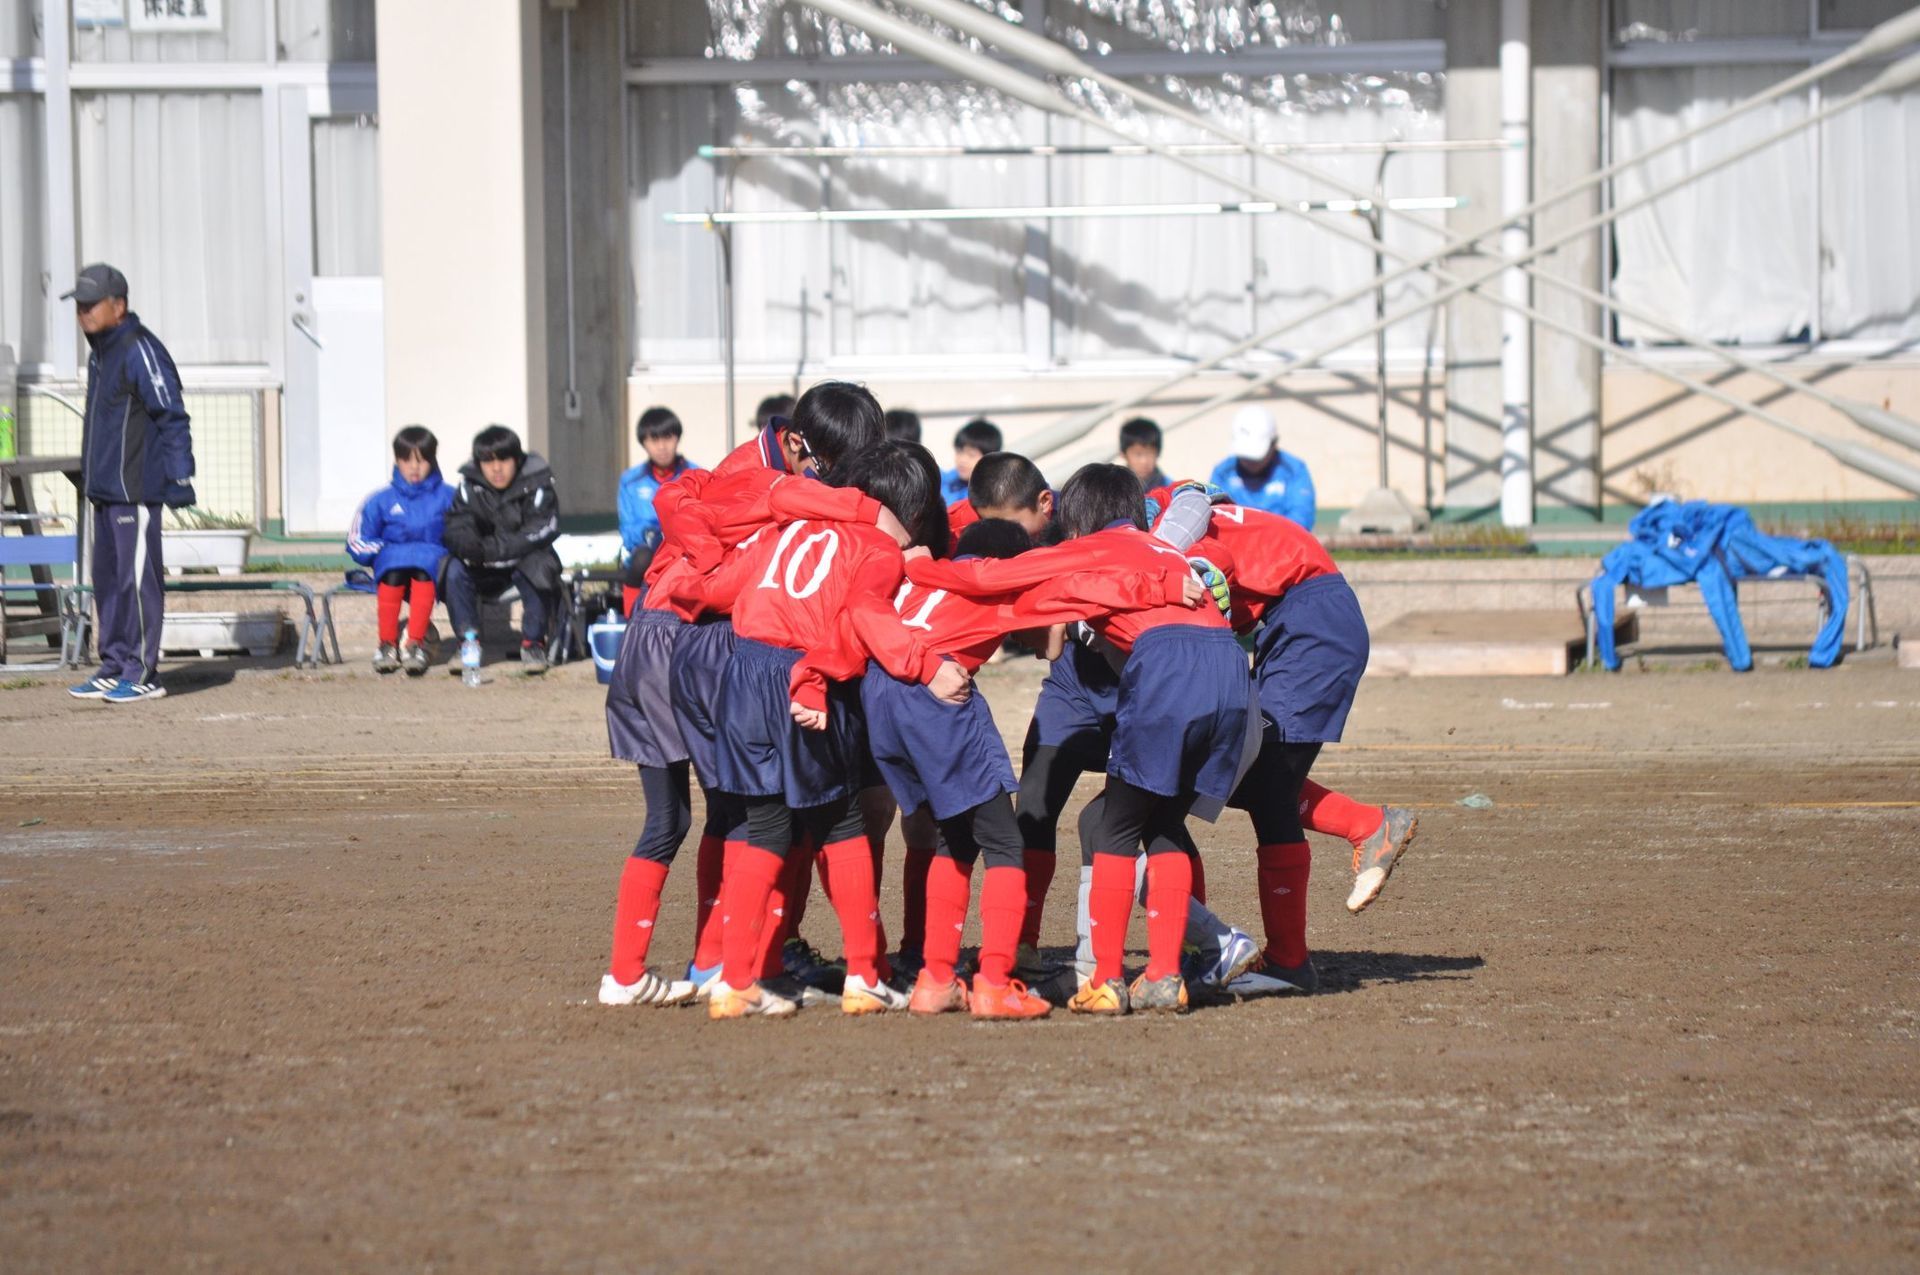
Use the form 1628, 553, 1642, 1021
589, 620, 626, 685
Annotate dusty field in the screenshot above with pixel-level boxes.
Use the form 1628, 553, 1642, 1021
2, 655, 1917, 1272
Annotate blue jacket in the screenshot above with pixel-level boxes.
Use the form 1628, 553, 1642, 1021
1591, 500, 1849, 672
1209, 451, 1315, 529
347, 466, 456, 579
940, 467, 969, 506
80, 312, 195, 506
616, 456, 699, 562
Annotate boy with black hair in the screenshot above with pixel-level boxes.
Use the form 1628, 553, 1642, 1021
441, 424, 563, 673
348, 425, 454, 676
1119, 417, 1169, 491
616, 406, 700, 616
681, 441, 969, 1018
598, 381, 895, 1007
753, 393, 795, 432
884, 408, 922, 444
798, 514, 1200, 1019
941, 416, 1004, 504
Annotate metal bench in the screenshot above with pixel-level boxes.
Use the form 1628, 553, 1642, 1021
67, 576, 327, 670
1576, 554, 1877, 668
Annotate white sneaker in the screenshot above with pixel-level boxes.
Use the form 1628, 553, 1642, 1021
708, 980, 799, 1020
841, 972, 910, 1015
598, 971, 696, 1007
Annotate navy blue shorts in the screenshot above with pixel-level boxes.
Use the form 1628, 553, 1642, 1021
715, 637, 867, 809
669, 617, 735, 791
604, 608, 689, 768
1030, 639, 1120, 758
1108, 626, 1251, 802
1251, 572, 1369, 744
861, 661, 1017, 823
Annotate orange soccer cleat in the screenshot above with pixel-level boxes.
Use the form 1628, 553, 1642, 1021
907, 970, 970, 1015
1067, 977, 1130, 1016
969, 979, 1052, 1021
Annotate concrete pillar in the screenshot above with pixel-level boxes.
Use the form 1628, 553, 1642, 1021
1442, 0, 1506, 520
1529, 0, 1604, 519
540, 0, 628, 519
376, 0, 549, 468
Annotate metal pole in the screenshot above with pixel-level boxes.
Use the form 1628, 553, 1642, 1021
1498, 0, 1533, 527
1372, 151, 1391, 491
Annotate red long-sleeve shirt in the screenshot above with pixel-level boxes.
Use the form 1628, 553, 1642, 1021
945, 497, 980, 554
790, 559, 1193, 710
676, 517, 938, 698
905, 524, 1224, 653
1148, 486, 1335, 632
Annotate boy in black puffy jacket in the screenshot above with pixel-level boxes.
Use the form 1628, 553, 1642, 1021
441, 425, 563, 673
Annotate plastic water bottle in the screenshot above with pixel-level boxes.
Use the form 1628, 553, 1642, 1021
460, 630, 482, 687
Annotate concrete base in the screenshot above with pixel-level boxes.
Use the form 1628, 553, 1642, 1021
1900, 640, 1919, 671
1367, 609, 1635, 678
1337, 487, 1432, 535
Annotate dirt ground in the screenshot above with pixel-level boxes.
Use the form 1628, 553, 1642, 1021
2, 655, 1917, 1272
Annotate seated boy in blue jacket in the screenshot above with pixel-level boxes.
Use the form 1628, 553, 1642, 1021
616, 406, 700, 615
348, 425, 455, 676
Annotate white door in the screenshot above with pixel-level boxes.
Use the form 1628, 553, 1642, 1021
282, 95, 386, 533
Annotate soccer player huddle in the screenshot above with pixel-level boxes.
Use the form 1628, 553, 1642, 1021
600, 381, 1417, 1020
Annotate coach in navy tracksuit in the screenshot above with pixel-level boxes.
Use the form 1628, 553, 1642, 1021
63, 264, 195, 705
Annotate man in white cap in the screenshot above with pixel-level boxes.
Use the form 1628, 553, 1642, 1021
1209, 404, 1316, 530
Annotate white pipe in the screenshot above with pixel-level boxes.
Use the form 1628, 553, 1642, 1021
559, 8, 580, 420
664, 197, 1463, 224
1498, 0, 1532, 526
697, 139, 1518, 159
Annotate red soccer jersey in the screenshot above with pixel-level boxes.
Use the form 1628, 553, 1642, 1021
678, 517, 938, 695
789, 559, 1193, 710
905, 524, 1223, 653
944, 497, 980, 554
1148, 486, 1336, 631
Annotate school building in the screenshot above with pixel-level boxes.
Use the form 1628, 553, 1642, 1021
2, 0, 1917, 534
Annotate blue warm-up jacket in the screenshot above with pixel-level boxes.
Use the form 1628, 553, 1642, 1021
1590, 500, 1849, 672
80, 312, 196, 507
1209, 451, 1316, 529
347, 466, 456, 579
616, 456, 699, 563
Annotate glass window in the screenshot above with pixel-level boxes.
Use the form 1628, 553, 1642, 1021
1610, 66, 1815, 344
74, 1, 272, 63
74, 91, 271, 363
1818, 1, 1915, 31
278, 0, 376, 62
312, 115, 380, 276
627, 0, 718, 60
0, 93, 49, 365
1613, 1, 1808, 44
1048, 0, 1445, 52
1, 0, 43, 58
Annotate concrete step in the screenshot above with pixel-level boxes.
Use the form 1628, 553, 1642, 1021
1366, 609, 1636, 678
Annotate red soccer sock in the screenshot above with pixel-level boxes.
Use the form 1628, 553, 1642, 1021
405, 578, 436, 645
690, 834, 727, 972
899, 846, 935, 954
1190, 853, 1208, 907
1088, 852, 1137, 985
621, 585, 641, 617
818, 837, 883, 983
1143, 853, 1193, 981
1298, 779, 1384, 847
720, 845, 784, 991
375, 582, 404, 644
921, 855, 973, 985
1255, 842, 1313, 967
608, 857, 670, 985
755, 847, 812, 980
1019, 850, 1055, 948
976, 865, 1027, 988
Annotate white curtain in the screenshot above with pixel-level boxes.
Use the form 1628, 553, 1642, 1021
312, 115, 382, 277
1819, 70, 1920, 341
0, 94, 49, 366
1611, 65, 1815, 345
74, 91, 270, 365
827, 84, 1039, 358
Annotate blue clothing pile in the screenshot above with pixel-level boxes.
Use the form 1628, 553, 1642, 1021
1590, 500, 1848, 672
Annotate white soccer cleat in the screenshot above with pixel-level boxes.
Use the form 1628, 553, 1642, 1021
841, 972, 910, 1015
598, 971, 696, 1007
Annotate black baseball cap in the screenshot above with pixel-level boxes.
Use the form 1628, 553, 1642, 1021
60, 263, 129, 305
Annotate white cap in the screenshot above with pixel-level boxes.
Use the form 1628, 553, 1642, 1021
1230, 405, 1278, 461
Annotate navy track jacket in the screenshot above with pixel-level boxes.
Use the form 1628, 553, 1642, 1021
81, 312, 196, 507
